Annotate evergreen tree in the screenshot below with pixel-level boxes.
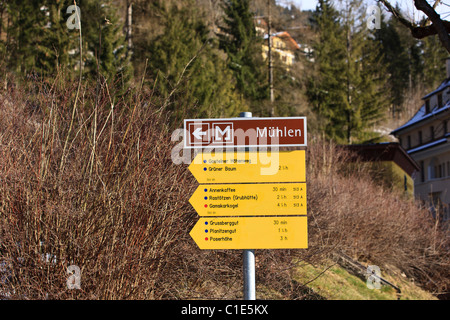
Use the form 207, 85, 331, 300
81, 0, 133, 92
420, 34, 448, 92
307, 0, 388, 143
3, 0, 132, 93
270, 57, 300, 117
307, 0, 348, 142
356, 26, 389, 142
219, 0, 268, 114
145, 1, 242, 124
340, 0, 388, 143
376, 9, 423, 119
6, 1, 47, 75
40, 1, 71, 76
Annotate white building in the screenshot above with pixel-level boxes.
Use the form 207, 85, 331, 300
391, 59, 450, 222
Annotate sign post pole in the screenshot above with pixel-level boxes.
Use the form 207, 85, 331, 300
243, 249, 255, 300
186, 113, 308, 301
240, 111, 256, 301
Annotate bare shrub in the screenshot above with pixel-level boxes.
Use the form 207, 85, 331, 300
305, 138, 450, 296
0, 75, 448, 300
0, 75, 195, 299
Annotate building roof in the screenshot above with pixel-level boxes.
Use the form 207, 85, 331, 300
406, 137, 448, 155
422, 78, 450, 100
264, 31, 300, 51
340, 143, 420, 176
391, 75, 450, 135
390, 100, 450, 135
254, 16, 268, 29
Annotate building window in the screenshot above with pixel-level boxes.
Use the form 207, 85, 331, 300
444, 120, 448, 135
436, 164, 443, 178
425, 99, 430, 113
407, 135, 411, 149
447, 161, 450, 177
438, 93, 443, 108
420, 161, 425, 182
430, 126, 435, 140
428, 158, 446, 179
448, 161, 450, 177
429, 158, 437, 179
418, 131, 422, 144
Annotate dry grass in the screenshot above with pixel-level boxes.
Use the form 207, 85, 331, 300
0, 73, 448, 300
305, 138, 450, 297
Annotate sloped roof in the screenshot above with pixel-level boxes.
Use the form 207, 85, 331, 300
407, 137, 448, 155
340, 143, 420, 176
391, 101, 450, 135
254, 16, 268, 28
391, 76, 450, 135
264, 31, 300, 51
422, 78, 450, 100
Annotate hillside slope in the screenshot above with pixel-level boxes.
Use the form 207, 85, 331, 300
292, 261, 437, 300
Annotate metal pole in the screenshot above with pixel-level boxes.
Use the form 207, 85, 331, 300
243, 249, 256, 300
239, 111, 256, 300
268, 0, 274, 116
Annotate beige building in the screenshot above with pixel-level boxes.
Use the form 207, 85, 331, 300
262, 31, 300, 67
391, 59, 450, 222
254, 17, 300, 68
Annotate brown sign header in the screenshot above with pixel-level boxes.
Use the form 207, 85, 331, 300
184, 117, 307, 148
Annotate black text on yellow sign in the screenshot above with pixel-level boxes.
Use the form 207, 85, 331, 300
189, 183, 307, 217
190, 216, 308, 250
188, 150, 306, 184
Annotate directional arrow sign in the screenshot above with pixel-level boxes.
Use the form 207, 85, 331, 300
189, 150, 306, 184
184, 117, 307, 148
190, 183, 307, 217
193, 127, 207, 140
190, 216, 308, 249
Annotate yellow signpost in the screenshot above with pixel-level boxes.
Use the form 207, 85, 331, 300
189, 183, 307, 217
190, 216, 308, 250
188, 150, 306, 183
186, 115, 308, 300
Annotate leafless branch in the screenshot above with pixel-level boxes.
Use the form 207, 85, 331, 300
378, 0, 450, 53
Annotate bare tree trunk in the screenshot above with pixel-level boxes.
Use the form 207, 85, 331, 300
126, 0, 133, 58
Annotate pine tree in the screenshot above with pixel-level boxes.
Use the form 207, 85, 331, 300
81, 0, 132, 92
340, 0, 388, 143
40, 1, 71, 77
6, 0, 48, 75
145, 1, 243, 124
3, 0, 132, 93
420, 34, 448, 92
376, 9, 423, 119
219, 0, 268, 114
356, 25, 389, 142
307, 0, 348, 143
307, 0, 388, 143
